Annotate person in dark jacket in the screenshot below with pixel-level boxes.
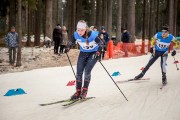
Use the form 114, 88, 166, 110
121, 28, 130, 57
99, 26, 109, 43
53, 24, 62, 54
99, 26, 109, 59
96, 33, 106, 60
6, 26, 18, 65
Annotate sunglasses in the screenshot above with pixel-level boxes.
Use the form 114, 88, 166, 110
162, 30, 168, 34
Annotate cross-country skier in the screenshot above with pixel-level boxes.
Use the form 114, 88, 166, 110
134, 25, 179, 85
65, 20, 103, 100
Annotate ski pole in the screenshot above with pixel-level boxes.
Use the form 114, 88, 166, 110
173, 56, 179, 70
99, 61, 128, 101
66, 53, 76, 78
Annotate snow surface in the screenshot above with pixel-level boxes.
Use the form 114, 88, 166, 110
0, 53, 180, 120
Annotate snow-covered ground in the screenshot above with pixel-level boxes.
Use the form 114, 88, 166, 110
0, 53, 180, 120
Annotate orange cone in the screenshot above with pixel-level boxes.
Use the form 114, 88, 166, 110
108, 40, 113, 58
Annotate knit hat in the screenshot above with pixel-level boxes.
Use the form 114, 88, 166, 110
101, 26, 106, 30
77, 21, 87, 29
122, 28, 126, 31
11, 26, 15, 29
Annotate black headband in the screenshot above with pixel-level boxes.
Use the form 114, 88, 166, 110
162, 25, 168, 31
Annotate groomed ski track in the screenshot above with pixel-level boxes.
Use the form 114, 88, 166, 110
0, 53, 180, 120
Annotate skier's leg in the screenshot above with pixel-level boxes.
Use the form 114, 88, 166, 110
80, 52, 98, 99
161, 54, 168, 85
134, 53, 160, 79
71, 52, 86, 100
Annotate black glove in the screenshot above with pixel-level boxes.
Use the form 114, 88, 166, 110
93, 51, 101, 59
64, 48, 70, 53
171, 50, 176, 56
150, 47, 154, 54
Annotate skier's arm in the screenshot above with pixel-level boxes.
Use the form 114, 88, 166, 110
64, 35, 76, 53
92, 37, 104, 59
150, 34, 158, 48
171, 37, 179, 56
67, 35, 76, 48
171, 37, 179, 50
149, 34, 158, 55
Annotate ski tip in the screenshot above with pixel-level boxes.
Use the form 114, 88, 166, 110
160, 83, 167, 89
87, 97, 96, 99
39, 104, 47, 106
128, 79, 135, 81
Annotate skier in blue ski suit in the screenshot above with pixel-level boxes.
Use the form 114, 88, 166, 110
134, 25, 179, 85
65, 20, 103, 100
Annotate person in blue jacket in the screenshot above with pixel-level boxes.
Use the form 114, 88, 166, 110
6, 26, 18, 65
134, 25, 179, 85
65, 20, 103, 100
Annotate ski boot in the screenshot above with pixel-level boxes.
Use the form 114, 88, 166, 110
70, 89, 81, 101
80, 88, 88, 99
134, 72, 144, 80
162, 72, 167, 85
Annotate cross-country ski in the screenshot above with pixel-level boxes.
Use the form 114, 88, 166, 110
40, 99, 72, 106
116, 78, 150, 83
40, 97, 95, 106
62, 97, 95, 106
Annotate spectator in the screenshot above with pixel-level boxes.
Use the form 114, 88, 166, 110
44, 36, 51, 48
53, 24, 62, 54
93, 26, 99, 36
99, 26, 110, 43
96, 33, 106, 60
99, 26, 109, 58
6, 26, 18, 66
60, 26, 68, 54
93, 26, 98, 31
121, 28, 130, 57
89, 26, 94, 31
